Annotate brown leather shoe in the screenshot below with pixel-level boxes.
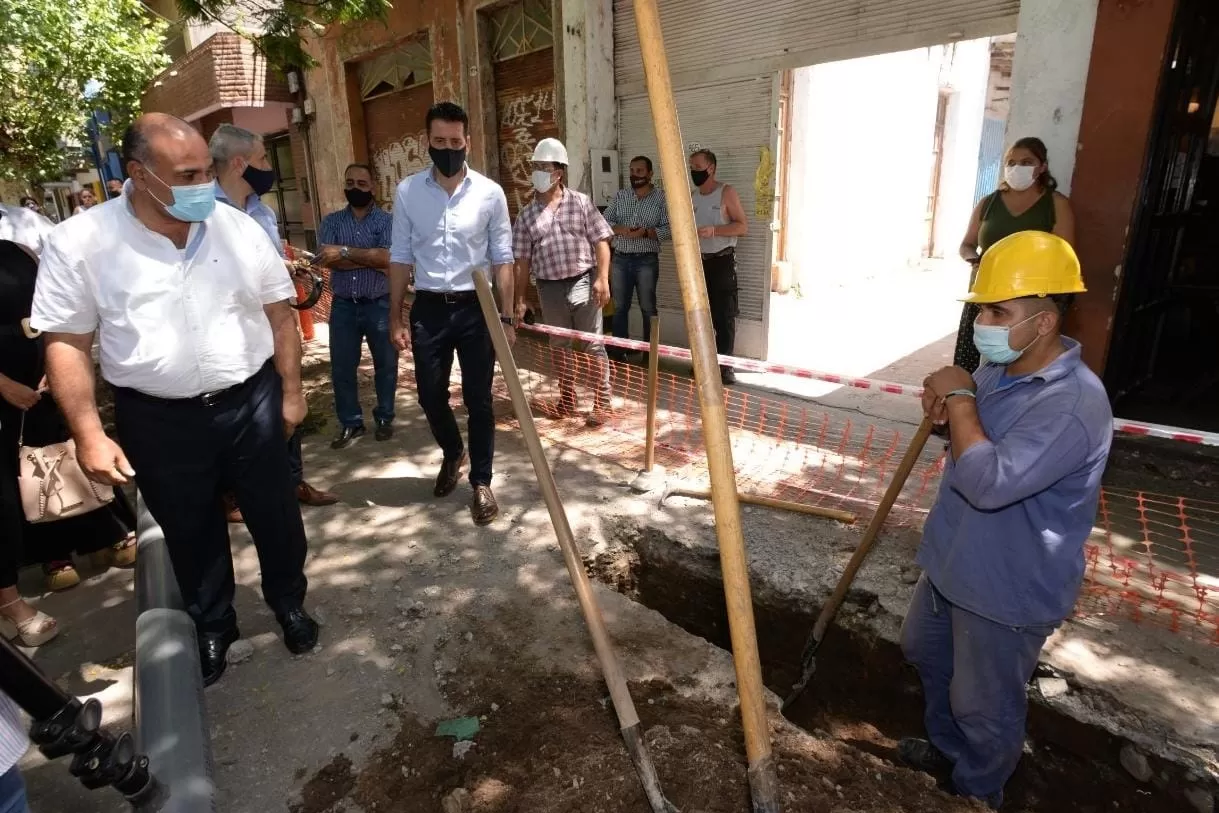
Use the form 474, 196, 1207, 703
224, 493, 244, 524
434, 453, 468, 498
297, 481, 339, 506
471, 485, 498, 526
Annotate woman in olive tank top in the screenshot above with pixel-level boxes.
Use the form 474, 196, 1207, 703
954, 136, 1077, 370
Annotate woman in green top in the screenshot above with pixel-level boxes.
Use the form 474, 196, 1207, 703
954, 136, 1076, 369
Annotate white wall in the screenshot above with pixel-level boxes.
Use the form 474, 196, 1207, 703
932, 39, 992, 257
1005, 0, 1099, 194
561, 0, 615, 193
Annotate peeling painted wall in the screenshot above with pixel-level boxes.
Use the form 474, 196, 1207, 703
561, 0, 616, 193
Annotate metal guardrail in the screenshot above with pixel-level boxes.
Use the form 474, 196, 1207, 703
133, 491, 216, 812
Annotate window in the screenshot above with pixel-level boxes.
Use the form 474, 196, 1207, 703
358, 39, 433, 101
489, 0, 553, 62
262, 133, 313, 250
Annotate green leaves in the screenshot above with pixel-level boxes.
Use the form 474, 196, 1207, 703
0, 0, 169, 181
177, 0, 391, 70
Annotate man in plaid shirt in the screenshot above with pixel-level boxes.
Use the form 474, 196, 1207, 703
513, 138, 615, 426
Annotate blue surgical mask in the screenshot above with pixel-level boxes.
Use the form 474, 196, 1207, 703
146, 168, 216, 222
972, 313, 1040, 365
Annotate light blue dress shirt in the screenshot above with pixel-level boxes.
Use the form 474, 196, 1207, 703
389, 167, 513, 292
917, 338, 1113, 627
214, 180, 284, 258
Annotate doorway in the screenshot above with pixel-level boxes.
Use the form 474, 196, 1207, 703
1105, 0, 1219, 431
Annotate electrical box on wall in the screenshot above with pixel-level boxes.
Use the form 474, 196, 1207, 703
590, 150, 619, 207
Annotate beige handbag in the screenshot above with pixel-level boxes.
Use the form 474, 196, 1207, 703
18, 411, 113, 523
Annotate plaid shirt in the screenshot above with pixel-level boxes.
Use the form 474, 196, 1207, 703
512, 187, 613, 281
602, 186, 671, 253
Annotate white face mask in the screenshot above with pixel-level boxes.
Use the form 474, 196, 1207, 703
532, 170, 557, 193
1005, 164, 1038, 191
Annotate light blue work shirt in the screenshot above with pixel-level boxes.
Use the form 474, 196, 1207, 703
214, 181, 284, 258
389, 166, 513, 292
917, 338, 1113, 627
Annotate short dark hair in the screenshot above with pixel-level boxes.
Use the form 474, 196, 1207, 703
121, 123, 151, 166
344, 162, 374, 178
426, 101, 469, 135
630, 156, 653, 172
19, 196, 36, 207
690, 148, 717, 167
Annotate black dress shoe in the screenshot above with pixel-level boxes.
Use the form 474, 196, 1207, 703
434, 452, 468, 498
330, 425, 366, 450
199, 626, 240, 687
375, 421, 394, 441
471, 484, 499, 526
720, 366, 737, 385
277, 607, 319, 654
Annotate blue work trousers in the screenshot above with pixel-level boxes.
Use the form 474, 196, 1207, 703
900, 574, 1054, 807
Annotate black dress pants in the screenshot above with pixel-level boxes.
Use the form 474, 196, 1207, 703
114, 361, 308, 634
702, 250, 739, 373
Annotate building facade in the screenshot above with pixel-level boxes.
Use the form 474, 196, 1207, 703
293, 0, 1207, 428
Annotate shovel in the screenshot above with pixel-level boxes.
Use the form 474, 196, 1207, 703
782, 418, 933, 710
472, 271, 678, 813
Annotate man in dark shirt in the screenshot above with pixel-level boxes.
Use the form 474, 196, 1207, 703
315, 163, 396, 448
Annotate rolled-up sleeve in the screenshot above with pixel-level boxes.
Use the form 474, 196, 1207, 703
951, 411, 1091, 511
655, 191, 672, 242
30, 233, 97, 334
390, 181, 415, 265
487, 188, 514, 266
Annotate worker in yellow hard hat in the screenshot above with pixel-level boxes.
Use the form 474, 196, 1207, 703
897, 230, 1112, 809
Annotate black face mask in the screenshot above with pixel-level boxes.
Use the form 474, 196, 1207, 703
429, 146, 466, 178
345, 188, 374, 208
630, 176, 650, 188
243, 164, 277, 196
690, 169, 710, 187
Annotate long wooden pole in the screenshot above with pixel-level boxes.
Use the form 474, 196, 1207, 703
472, 272, 676, 813
644, 316, 661, 472
631, 2, 780, 809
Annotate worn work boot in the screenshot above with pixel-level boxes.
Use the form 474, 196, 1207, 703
897, 738, 953, 776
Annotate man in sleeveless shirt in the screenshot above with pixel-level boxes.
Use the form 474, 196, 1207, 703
689, 149, 748, 385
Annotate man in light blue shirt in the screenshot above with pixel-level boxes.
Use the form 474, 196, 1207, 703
899, 232, 1112, 809
210, 124, 338, 514
388, 102, 516, 526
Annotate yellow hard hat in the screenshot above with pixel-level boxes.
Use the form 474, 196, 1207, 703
963, 230, 1086, 304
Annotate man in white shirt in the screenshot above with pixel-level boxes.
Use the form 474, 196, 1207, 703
0, 202, 54, 255
389, 101, 516, 526
30, 113, 319, 687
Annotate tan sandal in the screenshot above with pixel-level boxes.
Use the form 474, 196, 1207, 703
44, 561, 80, 592
0, 599, 59, 647
92, 533, 138, 569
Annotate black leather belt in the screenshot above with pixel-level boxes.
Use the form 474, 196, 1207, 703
415, 289, 477, 304
113, 361, 268, 408
701, 247, 735, 260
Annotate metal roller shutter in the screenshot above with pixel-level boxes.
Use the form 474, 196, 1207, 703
618, 78, 775, 341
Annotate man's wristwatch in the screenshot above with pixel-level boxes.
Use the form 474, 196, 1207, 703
500, 315, 514, 326
340, 246, 350, 260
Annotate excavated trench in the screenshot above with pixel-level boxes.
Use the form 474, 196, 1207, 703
586, 521, 1198, 813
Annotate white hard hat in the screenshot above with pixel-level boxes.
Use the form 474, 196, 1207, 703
532, 138, 569, 165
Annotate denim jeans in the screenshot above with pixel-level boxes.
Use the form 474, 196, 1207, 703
329, 296, 400, 429
0, 767, 27, 813
610, 252, 659, 342
900, 575, 1053, 808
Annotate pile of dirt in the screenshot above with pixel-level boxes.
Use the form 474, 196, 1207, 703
293, 673, 979, 813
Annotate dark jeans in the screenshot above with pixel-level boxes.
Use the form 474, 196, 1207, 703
0, 765, 28, 813
288, 429, 303, 486
900, 575, 1053, 807
410, 293, 495, 486
610, 252, 659, 342
702, 250, 739, 373
329, 295, 400, 429
114, 361, 308, 634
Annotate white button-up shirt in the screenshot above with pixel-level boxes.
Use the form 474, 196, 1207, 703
0, 692, 28, 776
389, 167, 513, 292
30, 182, 295, 399
0, 202, 55, 255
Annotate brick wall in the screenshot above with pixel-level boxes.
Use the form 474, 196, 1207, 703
141, 33, 293, 122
